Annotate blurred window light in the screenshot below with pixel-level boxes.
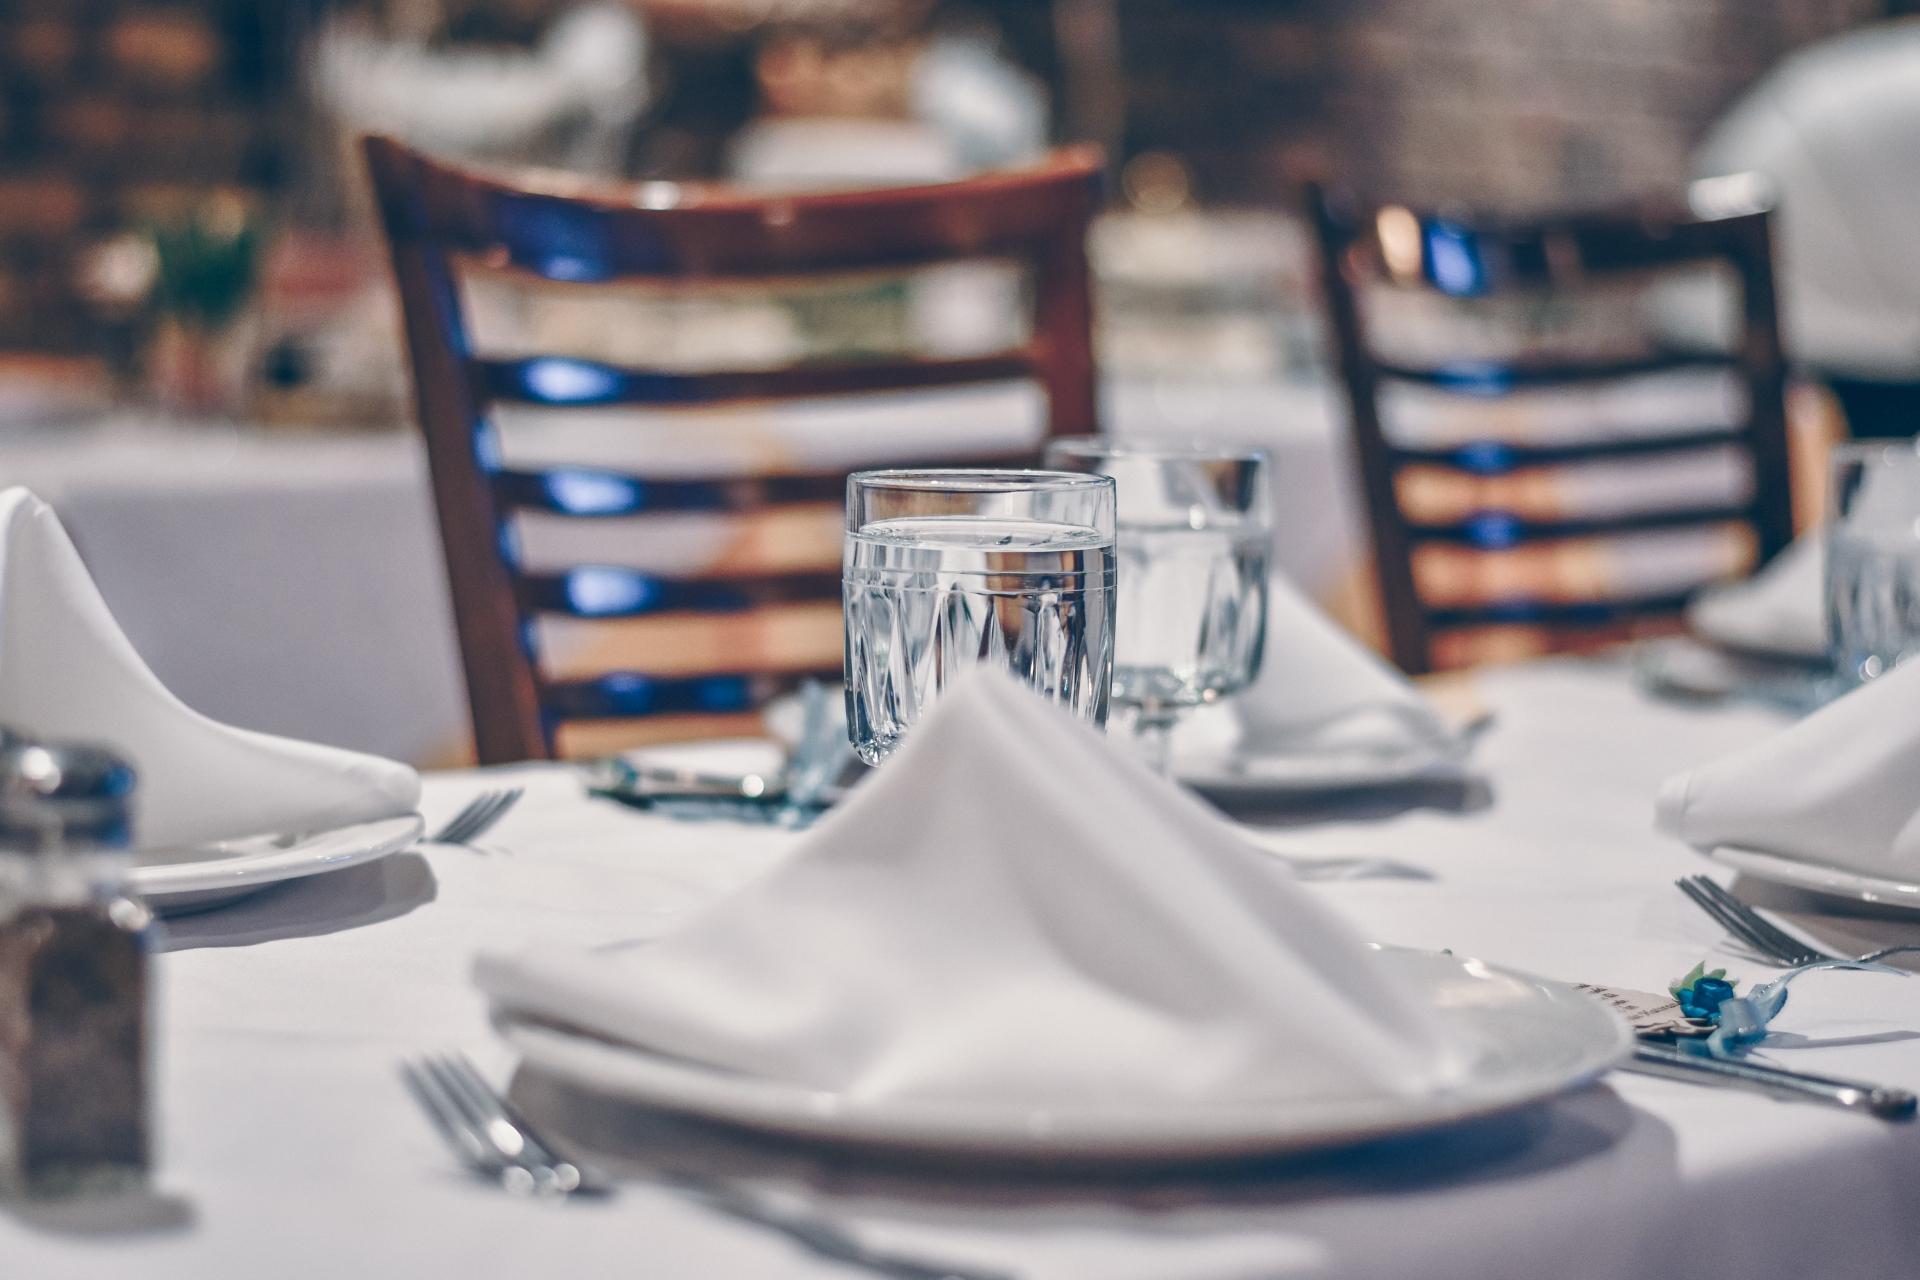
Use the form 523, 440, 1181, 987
1375, 206, 1423, 282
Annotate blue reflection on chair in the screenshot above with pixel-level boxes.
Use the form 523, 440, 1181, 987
544, 469, 644, 515
1425, 220, 1488, 297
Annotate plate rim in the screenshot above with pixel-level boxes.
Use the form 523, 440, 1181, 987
130, 812, 425, 897
1705, 844, 1920, 910
1173, 745, 1472, 796
498, 948, 1632, 1161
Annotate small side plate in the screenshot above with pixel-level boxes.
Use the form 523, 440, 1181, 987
132, 813, 424, 914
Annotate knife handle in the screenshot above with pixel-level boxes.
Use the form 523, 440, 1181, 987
1626, 1043, 1917, 1120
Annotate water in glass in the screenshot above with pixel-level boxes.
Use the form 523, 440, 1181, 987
1112, 521, 1269, 710
844, 515, 1115, 764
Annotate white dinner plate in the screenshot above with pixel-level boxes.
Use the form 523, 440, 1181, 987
498, 948, 1631, 1163
132, 813, 425, 913
1706, 845, 1920, 912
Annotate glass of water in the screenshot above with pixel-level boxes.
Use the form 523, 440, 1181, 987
843, 469, 1117, 764
1043, 437, 1272, 772
1827, 440, 1920, 685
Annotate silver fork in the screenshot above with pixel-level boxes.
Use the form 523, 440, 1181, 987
401, 1055, 592, 1197
429, 788, 523, 846
401, 1053, 1018, 1280
1676, 875, 1920, 968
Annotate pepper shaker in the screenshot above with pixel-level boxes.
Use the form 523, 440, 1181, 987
0, 736, 152, 1197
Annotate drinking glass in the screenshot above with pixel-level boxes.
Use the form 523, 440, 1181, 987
1043, 437, 1272, 772
843, 469, 1117, 764
1827, 440, 1920, 685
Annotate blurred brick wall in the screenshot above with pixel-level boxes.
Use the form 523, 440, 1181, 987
0, 0, 1894, 354
982, 0, 1884, 209
1311, 0, 1884, 209
0, 1, 287, 351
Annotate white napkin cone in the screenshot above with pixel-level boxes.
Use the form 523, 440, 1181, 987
479, 668, 1469, 1109
1656, 656, 1920, 876
1685, 533, 1825, 661
1224, 574, 1466, 760
0, 488, 420, 848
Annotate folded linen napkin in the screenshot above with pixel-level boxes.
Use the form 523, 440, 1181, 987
0, 487, 420, 849
1685, 533, 1825, 662
1656, 655, 1920, 876
1221, 573, 1468, 760
479, 668, 1468, 1108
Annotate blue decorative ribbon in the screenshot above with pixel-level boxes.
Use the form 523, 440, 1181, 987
1671, 948, 1920, 1060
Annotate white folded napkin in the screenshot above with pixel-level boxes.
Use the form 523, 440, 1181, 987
1685, 533, 1825, 661
1656, 656, 1920, 876
0, 488, 420, 849
1223, 574, 1467, 760
478, 668, 1468, 1108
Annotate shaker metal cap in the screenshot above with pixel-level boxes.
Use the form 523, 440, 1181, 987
0, 731, 137, 849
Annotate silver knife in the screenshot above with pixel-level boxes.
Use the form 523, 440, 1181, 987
1624, 1042, 1917, 1120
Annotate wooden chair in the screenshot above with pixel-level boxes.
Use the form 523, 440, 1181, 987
364, 135, 1103, 762
1307, 180, 1794, 674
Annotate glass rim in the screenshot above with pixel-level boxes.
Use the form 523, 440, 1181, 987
847, 468, 1116, 494
1042, 435, 1269, 465
1830, 439, 1920, 468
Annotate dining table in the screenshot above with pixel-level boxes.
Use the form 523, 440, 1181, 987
8, 656, 1919, 1280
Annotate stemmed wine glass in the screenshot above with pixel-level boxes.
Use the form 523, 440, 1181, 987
1043, 438, 1272, 773
1827, 440, 1920, 686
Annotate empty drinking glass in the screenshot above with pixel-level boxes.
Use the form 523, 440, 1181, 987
1827, 440, 1920, 685
1044, 438, 1272, 772
843, 469, 1117, 764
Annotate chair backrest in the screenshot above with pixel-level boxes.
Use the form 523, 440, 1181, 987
1307, 179, 1793, 673
364, 135, 1104, 762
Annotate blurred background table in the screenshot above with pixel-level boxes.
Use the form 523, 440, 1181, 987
1, 375, 1356, 765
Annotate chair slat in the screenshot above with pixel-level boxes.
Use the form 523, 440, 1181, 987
476, 351, 1036, 408
1375, 351, 1730, 393
1427, 590, 1701, 631
492, 451, 1040, 518
381, 148, 1103, 283
518, 567, 841, 619
543, 668, 836, 721
1406, 505, 1754, 548
1388, 428, 1744, 475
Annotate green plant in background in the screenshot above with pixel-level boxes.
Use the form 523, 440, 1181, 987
149, 198, 259, 334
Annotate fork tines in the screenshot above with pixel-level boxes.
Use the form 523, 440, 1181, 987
1676, 875, 1829, 967
430, 788, 524, 846
399, 1053, 595, 1197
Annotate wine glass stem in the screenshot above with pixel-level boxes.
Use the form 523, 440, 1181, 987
1133, 708, 1179, 775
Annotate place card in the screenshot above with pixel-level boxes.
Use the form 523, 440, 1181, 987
1572, 982, 1714, 1040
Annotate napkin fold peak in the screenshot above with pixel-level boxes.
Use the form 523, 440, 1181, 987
0, 487, 420, 848
1656, 656, 1920, 875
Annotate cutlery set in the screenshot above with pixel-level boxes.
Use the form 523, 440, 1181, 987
1629, 875, 1920, 1119
582, 682, 862, 827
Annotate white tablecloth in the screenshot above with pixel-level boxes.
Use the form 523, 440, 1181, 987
0, 379, 1357, 765
9, 660, 1919, 1279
